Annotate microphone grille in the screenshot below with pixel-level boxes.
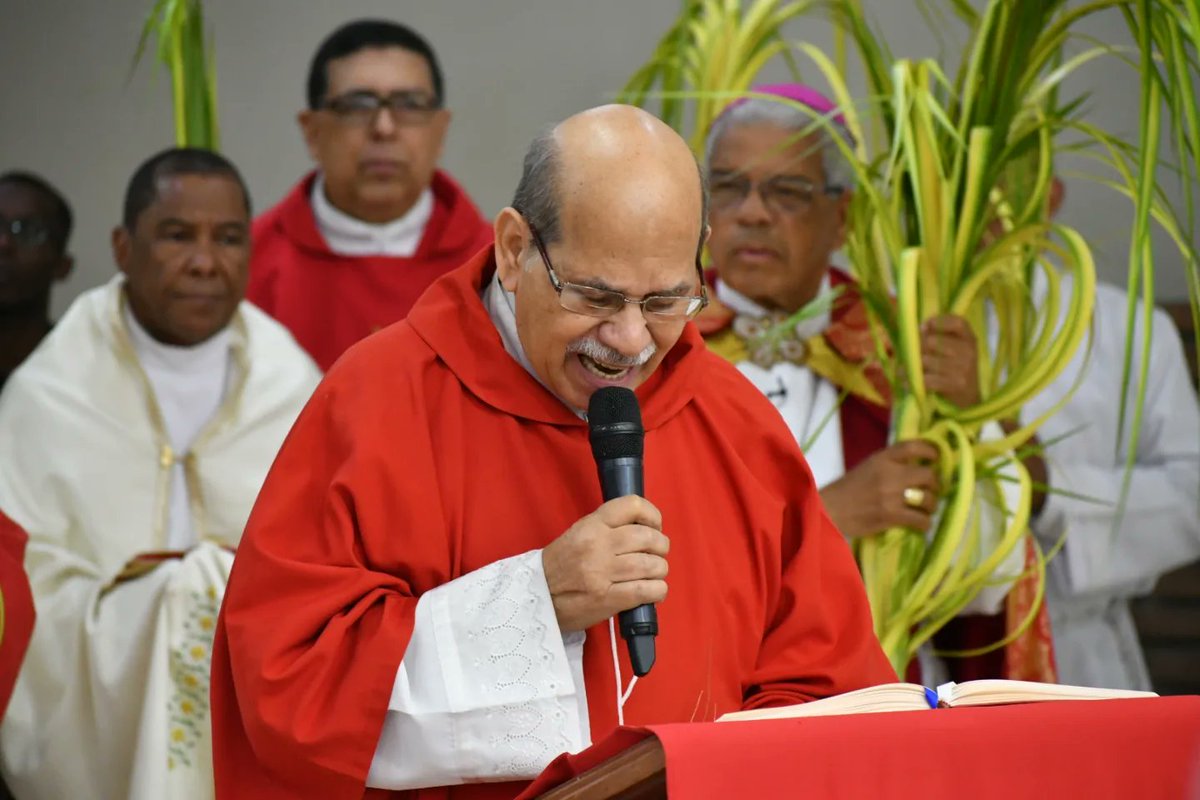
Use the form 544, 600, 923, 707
587, 387, 644, 459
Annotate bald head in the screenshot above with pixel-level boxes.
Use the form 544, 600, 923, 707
495, 105, 712, 413
512, 105, 708, 254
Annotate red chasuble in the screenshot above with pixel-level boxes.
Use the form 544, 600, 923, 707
211, 248, 894, 799
0, 511, 34, 721
246, 170, 494, 371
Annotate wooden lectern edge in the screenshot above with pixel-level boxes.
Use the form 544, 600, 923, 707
534, 737, 666, 800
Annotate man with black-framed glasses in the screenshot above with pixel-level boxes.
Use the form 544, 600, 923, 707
248, 19, 492, 371
211, 104, 893, 798
0, 171, 74, 393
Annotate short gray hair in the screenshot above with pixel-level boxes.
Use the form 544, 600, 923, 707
511, 126, 563, 244
703, 98, 855, 191
511, 125, 710, 258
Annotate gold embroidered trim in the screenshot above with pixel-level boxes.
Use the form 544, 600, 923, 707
107, 286, 251, 549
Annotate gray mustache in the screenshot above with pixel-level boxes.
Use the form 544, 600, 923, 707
567, 337, 657, 368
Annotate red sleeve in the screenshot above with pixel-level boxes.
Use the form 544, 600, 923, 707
0, 511, 34, 721
211, 341, 450, 798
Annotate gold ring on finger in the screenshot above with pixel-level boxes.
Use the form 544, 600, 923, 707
903, 487, 926, 509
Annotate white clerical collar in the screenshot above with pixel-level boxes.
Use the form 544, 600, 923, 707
715, 274, 833, 340
311, 173, 434, 257
122, 297, 232, 376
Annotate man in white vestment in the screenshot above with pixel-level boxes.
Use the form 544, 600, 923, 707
0, 147, 321, 799
1019, 183, 1200, 690
698, 84, 1029, 683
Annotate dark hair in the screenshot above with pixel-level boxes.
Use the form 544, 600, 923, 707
306, 19, 444, 109
511, 128, 710, 257
0, 170, 74, 250
122, 147, 252, 231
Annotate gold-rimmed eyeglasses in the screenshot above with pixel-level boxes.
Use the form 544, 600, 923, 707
524, 220, 708, 325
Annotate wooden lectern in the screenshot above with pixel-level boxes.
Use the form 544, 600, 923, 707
522, 696, 1200, 800
535, 738, 665, 800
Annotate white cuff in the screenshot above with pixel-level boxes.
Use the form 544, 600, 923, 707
367, 550, 589, 790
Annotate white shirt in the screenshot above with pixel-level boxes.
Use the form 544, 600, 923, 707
123, 302, 232, 550
715, 278, 846, 487
311, 174, 433, 257
366, 272, 591, 790
1022, 278, 1200, 690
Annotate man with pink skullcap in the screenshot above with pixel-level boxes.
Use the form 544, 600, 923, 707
698, 83, 1039, 685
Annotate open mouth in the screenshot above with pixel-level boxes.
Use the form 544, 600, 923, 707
578, 352, 633, 380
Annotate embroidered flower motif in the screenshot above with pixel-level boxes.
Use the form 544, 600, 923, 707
737, 309, 812, 369
168, 586, 221, 770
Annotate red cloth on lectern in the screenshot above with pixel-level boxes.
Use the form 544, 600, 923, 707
210, 247, 893, 798
0, 510, 34, 720
520, 697, 1200, 800
246, 170, 493, 370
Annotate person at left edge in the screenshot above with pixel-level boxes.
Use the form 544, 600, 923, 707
247, 19, 493, 370
0, 171, 74, 392
210, 104, 894, 799
0, 148, 320, 800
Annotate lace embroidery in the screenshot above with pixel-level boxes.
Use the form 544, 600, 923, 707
456, 554, 575, 777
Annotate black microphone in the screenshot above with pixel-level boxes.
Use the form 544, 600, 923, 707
587, 386, 657, 677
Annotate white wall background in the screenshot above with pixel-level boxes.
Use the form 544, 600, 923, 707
1, 0, 1193, 318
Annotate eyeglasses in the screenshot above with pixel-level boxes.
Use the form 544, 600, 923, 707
321, 90, 441, 126
525, 221, 708, 324
0, 216, 53, 249
709, 173, 843, 216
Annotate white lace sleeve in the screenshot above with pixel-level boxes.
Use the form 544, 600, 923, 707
366, 550, 590, 790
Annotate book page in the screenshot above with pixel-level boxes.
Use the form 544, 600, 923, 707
719, 683, 929, 722
947, 680, 1158, 707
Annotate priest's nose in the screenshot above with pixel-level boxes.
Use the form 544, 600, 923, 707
185, 239, 220, 276
597, 304, 653, 359
371, 106, 399, 139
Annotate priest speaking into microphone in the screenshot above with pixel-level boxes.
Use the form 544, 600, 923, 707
210, 105, 894, 799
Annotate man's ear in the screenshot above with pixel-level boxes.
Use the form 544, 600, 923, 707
111, 226, 132, 278
297, 110, 321, 163
493, 208, 529, 293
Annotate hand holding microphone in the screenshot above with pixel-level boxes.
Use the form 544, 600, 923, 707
541, 494, 669, 635
541, 387, 663, 676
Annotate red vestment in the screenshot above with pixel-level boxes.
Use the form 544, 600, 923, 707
0, 511, 34, 721
247, 170, 493, 371
211, 248, 893, 799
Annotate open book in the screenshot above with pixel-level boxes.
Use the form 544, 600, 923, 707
719, 680, 1158, 722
